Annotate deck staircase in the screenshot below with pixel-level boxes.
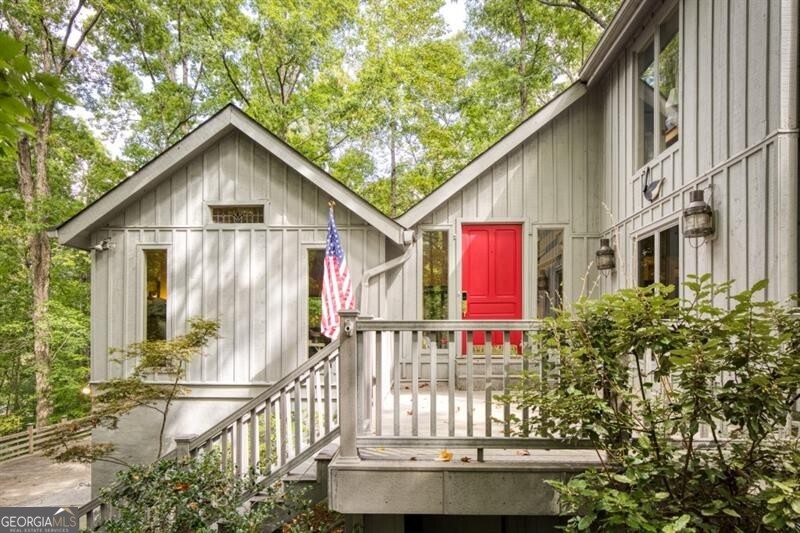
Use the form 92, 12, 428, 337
77, 340, 341, 530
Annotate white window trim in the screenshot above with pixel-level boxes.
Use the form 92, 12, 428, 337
203, 200, 269, 229
631, 216, 682, 289
301, 243, 327, 359
533, 225, 570, 318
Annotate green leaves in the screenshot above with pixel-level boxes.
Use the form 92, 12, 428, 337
508, 276, 800, 531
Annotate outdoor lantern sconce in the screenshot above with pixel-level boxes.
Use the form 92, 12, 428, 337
537, 272, 549, 292
683, 189, 714, 240
595, 238, 615, 271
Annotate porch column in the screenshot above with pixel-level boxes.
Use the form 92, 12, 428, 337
338, 309, 361, 462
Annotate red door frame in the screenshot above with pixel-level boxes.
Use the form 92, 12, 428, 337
460, 223, 523, 354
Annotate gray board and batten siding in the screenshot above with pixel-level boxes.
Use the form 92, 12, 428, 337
595, 0, 798, 303
88, 128, 394, 386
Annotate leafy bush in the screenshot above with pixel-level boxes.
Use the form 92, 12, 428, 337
100, 450, 307, 533
505, 275, 800, 531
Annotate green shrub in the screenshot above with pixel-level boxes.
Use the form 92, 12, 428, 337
504, 275, 800, 531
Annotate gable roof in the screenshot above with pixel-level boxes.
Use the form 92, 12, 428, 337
57, 105, 407, 248
396, 82, 586, 228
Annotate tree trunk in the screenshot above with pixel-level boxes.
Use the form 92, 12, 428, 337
389, 123, 397, 217
516, 1, 528, 120
17, 104, 54, 427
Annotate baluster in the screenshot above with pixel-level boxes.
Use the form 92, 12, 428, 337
430, 333, 437, 436
412, 331, 420, 436
467, 330, 474, 437
324, 359, 332, 434
375, 331, 383, 436
264, 399, 273, 471
485, 384, 493, 437
448, 330, 455, 437
234, 418, 243, 476
220, 427, 229, 472
309, 367, 317, 444
279, 391, 288, 466
484, 330, 492, 436
503, 331, 511, 437
249, 408, 259, 473
393, 331, 401, 436
294, 378, 302, 456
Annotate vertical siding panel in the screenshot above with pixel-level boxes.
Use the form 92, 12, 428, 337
697, 0, 713, 175
123, 231, 137, 376
283, 231, 299, 372
235, 230, 250, 381
252, 230, 266, 381
286, 170, 301, 226
765, 143, 778, 300
712, 0, 729, 165
301, 179, 318, 224
507, 146, 524, 218
539, 125, 555, 222
476, 172, 492, 219
172, 230, 187, 340
571, 102, 587, 233
266, 230, 282, 381
270, 158, 286, 225
237, 136, 253, 201
186, 230, 203, 381
187, 157, 203, 226
218, 230, 235, 381
253, 146, 269, 200
523, 138, 538, 222
172, 168, 188, 226
746, 151, 766, 292
746, 0, 768, 145
728, 160, 747, 294
766, 2, 781, 133
555, 115, 570, 222
204, 143, 220, 203
107, 233, 124, 378
219, 134, 237, 201
709, 170, 728, 307
124, 200, 140, 227
202, 232, 219, 381
729, 0, 748, 153
491, 158, 508, 218
92, 249, 108, 381
156, 179, 172, 226
683, 0, 698, 180
139, 191, 155, 226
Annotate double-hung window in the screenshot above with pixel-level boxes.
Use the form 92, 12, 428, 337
637, 8, 680, 167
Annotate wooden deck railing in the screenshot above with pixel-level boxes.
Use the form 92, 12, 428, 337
78, 339, 340, 530
0, 418, 92, 463
337, 312, 594, 462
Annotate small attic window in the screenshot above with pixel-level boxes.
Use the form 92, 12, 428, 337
210, 205, 264, 224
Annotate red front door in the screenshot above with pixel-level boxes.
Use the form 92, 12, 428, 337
461, 224, 522, 353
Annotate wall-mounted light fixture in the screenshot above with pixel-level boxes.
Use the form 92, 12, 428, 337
683, 189, 714, 239
92, 238, 115, 252
595, 238, 616, 271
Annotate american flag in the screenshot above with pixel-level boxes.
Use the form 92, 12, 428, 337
321, 206, 354, 339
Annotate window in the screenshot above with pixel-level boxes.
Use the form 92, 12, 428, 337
210, 205, 264, 224
422, 230, 449, 347
637, 8, 680, 166
638, 225, 680, 298
307, 248, 329, 357
145, 250, 167, 340
537, 229, 563, 318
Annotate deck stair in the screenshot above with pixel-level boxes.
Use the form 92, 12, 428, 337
77, 340, 341, 530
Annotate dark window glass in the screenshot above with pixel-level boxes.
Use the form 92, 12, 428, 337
659, 225, 680, 298
145, 250, 167, 341
638, 235, 656, 288
308, 248, 329, 357
210, 205, 264, 224
423, 231, 448, 347
638, 41, 655, 164
537, 229, 563, 318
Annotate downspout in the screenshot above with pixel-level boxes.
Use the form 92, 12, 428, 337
359, 230, 416, 317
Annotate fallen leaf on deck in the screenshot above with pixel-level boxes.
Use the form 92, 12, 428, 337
460, 456, 471, 463
436, 449, 453, 462
516, 449, 530, 456
409, 457, 417, 461
406, 410, 413, 415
